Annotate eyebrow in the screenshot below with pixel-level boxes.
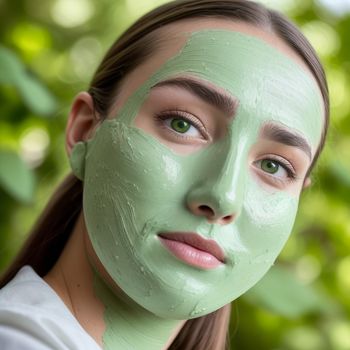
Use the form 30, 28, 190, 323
152, 77, 239, 117
261, 123, 312, 159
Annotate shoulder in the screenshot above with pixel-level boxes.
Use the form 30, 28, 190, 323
0, 266, 100, 350
0, 265, 55, 305
0, 325, 53, 350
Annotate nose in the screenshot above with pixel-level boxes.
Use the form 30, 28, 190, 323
186, 139, 247, 226
187, 201, 236, 225
186, 183, 243, 225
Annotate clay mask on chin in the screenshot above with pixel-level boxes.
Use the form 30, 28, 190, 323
70, 30, 323, 319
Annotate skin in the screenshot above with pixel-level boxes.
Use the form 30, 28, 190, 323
44, 19, 324, 350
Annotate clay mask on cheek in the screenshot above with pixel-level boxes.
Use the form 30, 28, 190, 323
70, 30, 323, 319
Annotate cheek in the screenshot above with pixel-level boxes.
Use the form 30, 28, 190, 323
84, 122, 191, 229
239, 181, 299, 259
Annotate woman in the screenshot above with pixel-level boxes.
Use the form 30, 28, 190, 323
0, 0, 329, 349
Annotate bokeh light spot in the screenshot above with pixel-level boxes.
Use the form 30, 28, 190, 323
317, 0, 350, 16
295, 255, 321, 284
70, 37, 102, 82
11, 23, 51, 57
328, 321, 350, 350
302, 21, 340, 57
19, 127, 50, 168
283, 326, 325, 350
51, 0, 94, 27
126, 0, 169, 19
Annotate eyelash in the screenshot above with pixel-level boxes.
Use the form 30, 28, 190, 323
255, 154, 297, 183
154, 109, 209, 140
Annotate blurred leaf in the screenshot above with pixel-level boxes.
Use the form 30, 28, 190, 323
243, 265, 333, 318
0, 46, 23, 84
329, 160, 350, 188
0, 150, 35, 203
17, 76, 57, 116
0, 45, 57, 116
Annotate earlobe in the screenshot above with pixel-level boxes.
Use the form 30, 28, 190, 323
69, 141, 87, 180
302, 177, 312, 189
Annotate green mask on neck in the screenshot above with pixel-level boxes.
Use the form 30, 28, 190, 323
70, 30, 323, 321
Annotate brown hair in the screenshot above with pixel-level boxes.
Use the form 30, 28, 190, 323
0, 1, 329, 349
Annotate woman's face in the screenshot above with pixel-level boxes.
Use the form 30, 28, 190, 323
70, 20, 324, 319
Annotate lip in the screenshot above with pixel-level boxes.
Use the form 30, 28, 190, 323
158, 232, 225, 270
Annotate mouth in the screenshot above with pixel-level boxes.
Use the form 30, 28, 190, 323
158, 232, 225, 270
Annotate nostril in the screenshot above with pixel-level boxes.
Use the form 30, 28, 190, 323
219, 215, 235, 225
192, 204, 235, 224
198, 205, 215, 217
222, 215, 234, 224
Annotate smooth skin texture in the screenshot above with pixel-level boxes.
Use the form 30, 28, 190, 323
45, 19, 324, 350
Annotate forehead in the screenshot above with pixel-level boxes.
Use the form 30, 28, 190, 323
113, 19, 316, 104
112, 19, 324, 148
164, 19, 310, 71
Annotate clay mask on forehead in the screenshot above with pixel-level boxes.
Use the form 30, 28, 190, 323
70, 30, 323, 319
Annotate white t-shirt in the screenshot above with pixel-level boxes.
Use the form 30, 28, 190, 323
0, 266, 101, 350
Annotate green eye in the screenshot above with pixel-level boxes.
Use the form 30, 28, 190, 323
261, 159, 279, 174
170, 119, 191, 133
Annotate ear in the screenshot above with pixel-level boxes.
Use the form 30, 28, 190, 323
66, 92, 100, 180
302, 176, 312, 189
65, 92, 100, 156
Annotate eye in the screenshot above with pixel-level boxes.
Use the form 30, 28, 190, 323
166, 118, 201, 137
154, 110, 209, 140
170, 119, 191, 133
255, 157, 296, 180
260, 159, 283, 175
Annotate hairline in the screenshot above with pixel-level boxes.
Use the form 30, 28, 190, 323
91, 14, 327, 174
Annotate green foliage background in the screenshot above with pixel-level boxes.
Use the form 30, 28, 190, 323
0, 0, 349, 349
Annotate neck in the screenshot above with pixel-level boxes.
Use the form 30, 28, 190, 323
44, 212, 184, 350
93, 268, 181, 350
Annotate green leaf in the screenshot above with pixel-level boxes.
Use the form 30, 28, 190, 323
0, 46, 24, 85
243, 265, 333, 318
0, 150, 35, 203
17, 76, 57, 116
0, 45, 57, 116
329, 160, 350, 187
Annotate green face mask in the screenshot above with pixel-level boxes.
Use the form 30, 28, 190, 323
70, 30, 323, 319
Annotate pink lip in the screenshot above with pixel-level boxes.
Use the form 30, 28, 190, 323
158, 232, 225, 270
